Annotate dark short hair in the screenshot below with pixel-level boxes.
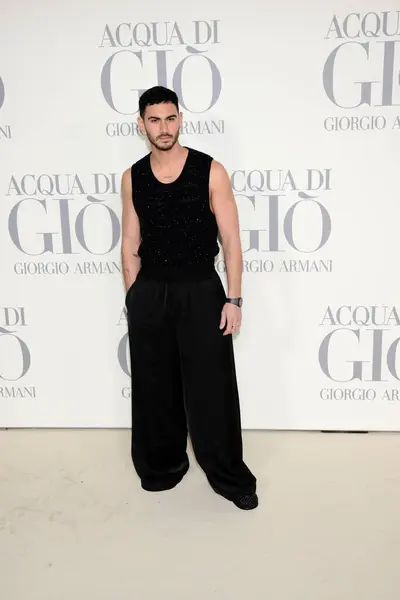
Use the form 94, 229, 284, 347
139, 86, 179, 118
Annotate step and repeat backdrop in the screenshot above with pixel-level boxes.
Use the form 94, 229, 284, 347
1, 0, 399, 430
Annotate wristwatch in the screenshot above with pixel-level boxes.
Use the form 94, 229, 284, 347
226, 297, 243, 308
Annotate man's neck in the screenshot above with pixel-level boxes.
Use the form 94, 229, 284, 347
150, 143, 187, 169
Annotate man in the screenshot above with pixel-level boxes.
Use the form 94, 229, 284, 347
121, 86, 258, 510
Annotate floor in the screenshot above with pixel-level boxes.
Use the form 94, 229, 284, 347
1, 429, 400, 600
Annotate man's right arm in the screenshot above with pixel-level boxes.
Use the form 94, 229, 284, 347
121, 168, 141, 291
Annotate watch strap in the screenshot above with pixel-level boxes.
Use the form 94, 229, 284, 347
226, 297, 243, 307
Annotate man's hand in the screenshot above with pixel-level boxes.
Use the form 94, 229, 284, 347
220, 303, 242, 336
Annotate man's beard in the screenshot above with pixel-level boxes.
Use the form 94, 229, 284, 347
147, 131, 179, 151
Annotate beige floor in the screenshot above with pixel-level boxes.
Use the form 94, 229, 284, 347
1, 429, 400, 600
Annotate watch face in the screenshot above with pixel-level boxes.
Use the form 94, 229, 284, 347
238, 298, 243, 307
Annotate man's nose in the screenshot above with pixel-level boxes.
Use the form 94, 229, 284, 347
160, 121, 169, 134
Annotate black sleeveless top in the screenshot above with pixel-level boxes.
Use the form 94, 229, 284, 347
131, 147, 219, 279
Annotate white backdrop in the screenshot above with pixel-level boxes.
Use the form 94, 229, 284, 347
1, 0, 400, 430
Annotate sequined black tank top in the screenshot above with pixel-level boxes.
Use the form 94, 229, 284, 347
131, 147, 219, 279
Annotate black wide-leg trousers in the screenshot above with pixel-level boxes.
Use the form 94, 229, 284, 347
126, 267, 256, 500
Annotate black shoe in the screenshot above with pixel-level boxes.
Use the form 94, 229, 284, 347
232, 493, 259, 510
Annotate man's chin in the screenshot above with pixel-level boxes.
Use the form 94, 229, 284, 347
152, 138, 177, 151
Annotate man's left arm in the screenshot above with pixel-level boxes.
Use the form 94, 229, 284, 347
210, 160, 243, 335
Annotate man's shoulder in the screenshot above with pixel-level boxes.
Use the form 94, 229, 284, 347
209, 157, 227, 178
187, 146, 214, 163
130, 152, 150, 171
122, 153, 150, 183
189, 147, 226, 169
